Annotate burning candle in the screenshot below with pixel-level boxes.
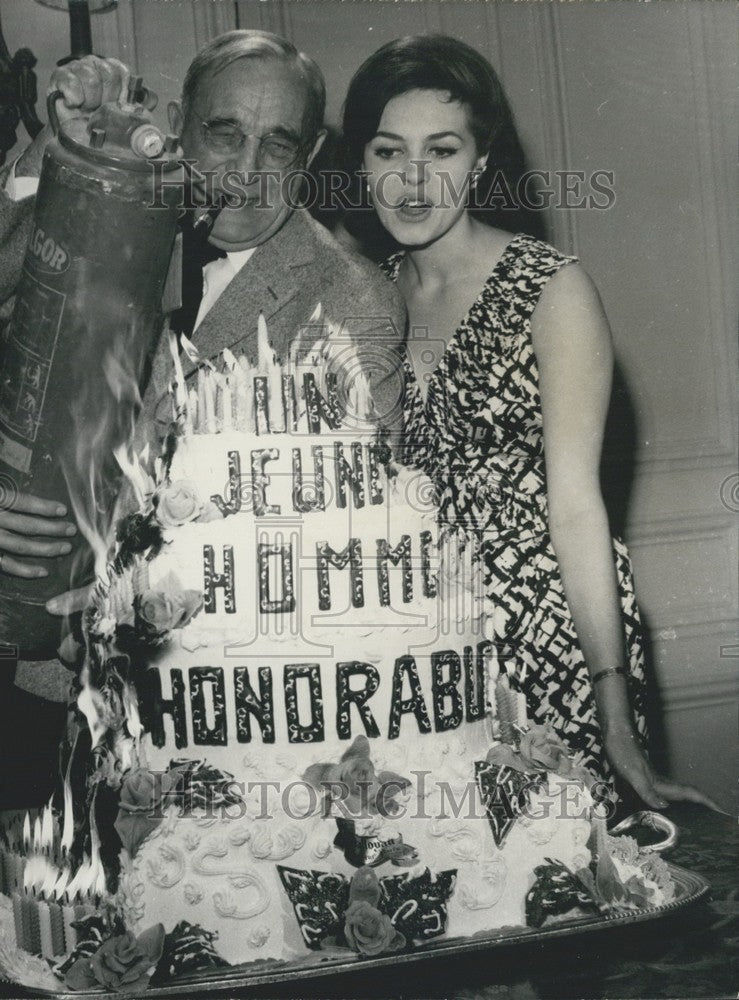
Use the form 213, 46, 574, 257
254, 376, 269, 435
268, 353, 285, 433
221, 376, 232, 431
37, 897, 54, 959
49, 899, 65, 956
11, 891, 24, 949
241, 360, 256, 433
256, 312, 271, 372
188, 386, 199, 432
62, 896, 77, 952
282, 374, 297, 431
21, 888, 38, 954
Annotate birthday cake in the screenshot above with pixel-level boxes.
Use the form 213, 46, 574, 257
0, 317, 675, 992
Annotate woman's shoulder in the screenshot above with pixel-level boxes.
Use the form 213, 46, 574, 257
495, 231, 578, 277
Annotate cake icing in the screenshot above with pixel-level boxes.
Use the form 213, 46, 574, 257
0, 317, 675, 991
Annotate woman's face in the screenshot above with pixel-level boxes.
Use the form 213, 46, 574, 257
362, 88, 487, 248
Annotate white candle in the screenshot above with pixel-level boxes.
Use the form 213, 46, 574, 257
238, 356, 255, 432
62, 900, 77, 952
197, 368, 207, 434
256, 313, 271, 372
221, 376, 232, 431
12, 892, 23, 949
268, 353, 285, 433
38, 899, 54, 959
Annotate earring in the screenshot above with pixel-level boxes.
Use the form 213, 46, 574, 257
470, 170, 481, 190
366, 178, 373, 205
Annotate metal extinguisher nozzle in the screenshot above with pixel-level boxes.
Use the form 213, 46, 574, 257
129, 124, 165, 159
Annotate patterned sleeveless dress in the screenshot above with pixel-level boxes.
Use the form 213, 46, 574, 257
384, 234, 648, 780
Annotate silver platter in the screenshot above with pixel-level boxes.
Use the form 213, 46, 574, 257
0, 863, 709, 998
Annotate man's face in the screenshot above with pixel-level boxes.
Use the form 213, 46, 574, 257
178, 57, 322, 250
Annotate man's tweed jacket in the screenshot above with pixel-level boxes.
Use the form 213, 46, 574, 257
0, 183, 406, 697
0, 187, 406, 451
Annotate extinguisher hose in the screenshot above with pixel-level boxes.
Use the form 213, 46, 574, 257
47, 90, 64, 136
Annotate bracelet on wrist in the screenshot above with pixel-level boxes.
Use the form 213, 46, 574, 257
591, 666, 628, 685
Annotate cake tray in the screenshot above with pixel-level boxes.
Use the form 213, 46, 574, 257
0, 863, 709, 998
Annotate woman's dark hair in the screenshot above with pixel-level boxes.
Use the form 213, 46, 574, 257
342, 34, 507, 168
338, 33, 546, 255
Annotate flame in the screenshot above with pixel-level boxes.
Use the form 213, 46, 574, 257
23, 854, 45, 892
39, 858, 60, 897
113, 440, 153, 509
61, 320, 148, 589
32, 816, 42, 853
64, 855, 93, 902
122, 683, 143, 742
22, 812, 30, 851
50, 866, 72, 903
62, 788, 107, 902
168, 328, 191, 433
77, 684, 108, 749
39, 802, 54, 854
88, 786, 107, 898
60, 732, 78, 855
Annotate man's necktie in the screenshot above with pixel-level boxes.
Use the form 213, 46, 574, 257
170, 215, 227, 340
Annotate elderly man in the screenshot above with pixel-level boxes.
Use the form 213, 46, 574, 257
0, 31, 404, 796
0, 30, 404, 611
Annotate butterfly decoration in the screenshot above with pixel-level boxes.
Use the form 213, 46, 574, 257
475, 760, 542, 848
277, 864, 457, 952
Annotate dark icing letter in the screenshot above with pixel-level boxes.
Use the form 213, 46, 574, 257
304, 372, 341, 433
258, 542, 295, 613
377, 535, 413, 606
420, 530, 438, 598
284, 664, 325, 743
316, 539, 364, 611
388, 655, 431, 739
431, 650, 463, 732
292, 446, 326, 513
203, 545, 236, 614
250, 448, 280, 517
235, 666, 275, 743
189, 667, 228, 745
334, 441, 365, 509
465, 642, 490, 723
336, 661, 380, 739
138, 667, 187, 748
210, 450, 243, 516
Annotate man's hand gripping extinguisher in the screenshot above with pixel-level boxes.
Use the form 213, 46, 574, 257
0, 81, 183, 659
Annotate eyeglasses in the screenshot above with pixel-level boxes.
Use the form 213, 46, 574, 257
198, 117, 303, 167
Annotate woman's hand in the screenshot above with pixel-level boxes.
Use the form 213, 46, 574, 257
604, 727, 723, 812
0, 491, 77, 578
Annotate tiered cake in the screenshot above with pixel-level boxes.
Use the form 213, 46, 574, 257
0, 317, 675, 992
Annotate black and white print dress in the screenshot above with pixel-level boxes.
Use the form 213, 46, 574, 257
384, 234, 648, 780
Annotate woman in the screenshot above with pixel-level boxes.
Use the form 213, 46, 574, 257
342, 35, 716, 809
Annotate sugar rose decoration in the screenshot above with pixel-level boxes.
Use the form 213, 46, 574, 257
63, 924, 165, 993
154, 479, 204, 527
342, 867, 405, 957
114, 767, 183, 859
486, 723, 573, 777
518, 724, 572, 776
134, 570, 203, 638
303, 736, 409, 817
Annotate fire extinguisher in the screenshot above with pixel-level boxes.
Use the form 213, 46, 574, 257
0, 79, 183, 659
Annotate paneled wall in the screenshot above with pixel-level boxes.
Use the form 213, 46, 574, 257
2, 0, 736, 808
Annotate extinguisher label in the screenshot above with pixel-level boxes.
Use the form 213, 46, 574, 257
0, 269, 65, 469
29, 225, 71, 276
